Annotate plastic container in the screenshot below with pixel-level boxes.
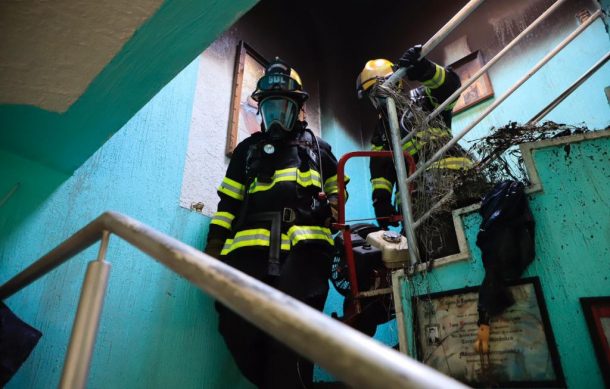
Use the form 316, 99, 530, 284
365, 230, 409, 268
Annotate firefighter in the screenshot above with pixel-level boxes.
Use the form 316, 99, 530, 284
204, 58, 347, 388
356, 45, 473, 260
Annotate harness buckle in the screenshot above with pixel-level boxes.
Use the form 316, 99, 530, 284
282, 207, 296, 223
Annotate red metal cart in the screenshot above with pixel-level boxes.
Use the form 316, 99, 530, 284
333, 150, 416, 314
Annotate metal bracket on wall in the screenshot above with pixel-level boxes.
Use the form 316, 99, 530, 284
0, 183, 20, 208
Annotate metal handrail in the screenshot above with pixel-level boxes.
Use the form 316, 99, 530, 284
413, 49, 610, 227
401, 0, 569, 145
400, 10, 603, 230
384, 0, 486, 87
405, 9, 602, 184
528, 50, 610, 124
381, 0, 486, 268
0, 211, 468, 389
401, 9, 609, 236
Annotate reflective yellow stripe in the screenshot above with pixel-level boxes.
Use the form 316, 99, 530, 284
424, 87, 440, 108
220, 225, 332, 255
249, 168, 322, 194
402, 128, 452, 155
287, 225, 334, 246
221, 228, 290, 255
218, 177, 245, 201
428, 157, 474, 170
323, 174, 350, 197
402, 140, 420, 155
371, 144, 384, 151
371, 177, 393, 192
422, 64, 446, 89
210, 211, 235, 230
323, 175, 338, 194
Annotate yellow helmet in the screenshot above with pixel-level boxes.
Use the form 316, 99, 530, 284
356, 59, 395, 98
252, 58, 308, 104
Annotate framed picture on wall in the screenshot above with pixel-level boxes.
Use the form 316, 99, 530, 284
449, 50, 494, 114
412, 277, 565, 387
580, 297, 610, 387
226, 41, 269, 156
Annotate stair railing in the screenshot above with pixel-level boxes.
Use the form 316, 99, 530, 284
0, 211, 468, 389
381, 4, 602, 268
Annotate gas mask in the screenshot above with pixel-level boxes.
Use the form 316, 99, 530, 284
260, 96, 300, 140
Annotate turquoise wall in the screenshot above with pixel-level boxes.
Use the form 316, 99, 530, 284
2, 2, 609, 388
318, 5, 610, 385
0, 59, 253, 389
454, 17, 610, 147
399, 136, 610, 387
0, 0, 258, 174
0, 151, 68, 236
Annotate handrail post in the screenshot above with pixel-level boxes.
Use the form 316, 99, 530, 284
405, 9, 602, 185
59, 231, 111, 389
412, 0, 569, 137
386, 98, 421, 268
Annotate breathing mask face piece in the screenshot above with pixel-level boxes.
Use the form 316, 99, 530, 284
260, 97, 299, 138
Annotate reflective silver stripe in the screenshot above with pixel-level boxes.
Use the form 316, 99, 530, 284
422, 64, 446, 89
221, 228, 291, 255
371, 177, 393, 192
218, 177, 245, 200
249, 168, 322, 193
324, 175, 338, 194
287, 226, 334, 245
210, 212, 235, 230
429, 157, 474, 170
402, 128, 451, 155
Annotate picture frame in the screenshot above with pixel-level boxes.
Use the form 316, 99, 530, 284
412, 277, 565, 387
449, 50, 494, 114
226, 41, 269, 156
580, 297, 610, 388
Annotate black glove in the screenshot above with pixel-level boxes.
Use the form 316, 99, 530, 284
204, 239, 224, 260
398, 45, 435, 82
373, 194, 399, 229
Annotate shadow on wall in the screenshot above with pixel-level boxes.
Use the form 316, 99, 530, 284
0, 150, 68, 240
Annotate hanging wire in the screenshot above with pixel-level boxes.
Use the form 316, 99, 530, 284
369, 78, 591, 371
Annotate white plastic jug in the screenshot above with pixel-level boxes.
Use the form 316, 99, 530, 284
365, 230, 409, 268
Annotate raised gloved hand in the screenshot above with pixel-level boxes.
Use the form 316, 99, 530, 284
398, 45, 435, 82
204, 239, 225, 260
373, 193, 399, 230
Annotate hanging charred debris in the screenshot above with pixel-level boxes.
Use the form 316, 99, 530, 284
454, 120, 591, 205
370, 81, 594, 261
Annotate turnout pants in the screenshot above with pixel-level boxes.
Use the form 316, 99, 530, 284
215, 243, 332, 389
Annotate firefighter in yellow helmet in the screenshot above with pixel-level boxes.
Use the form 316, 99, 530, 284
357, 45, 473, 260
205, 58, 347, 388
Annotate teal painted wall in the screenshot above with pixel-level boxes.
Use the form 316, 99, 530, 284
0, 0, 260, 281
0, 0, 259, 174
2, 1, 609, 387
317, 1, 610, 384
0, 59, 253, 389
0, 150, 68, 236
454, 17, 610, 146
399, 136, 610, 387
